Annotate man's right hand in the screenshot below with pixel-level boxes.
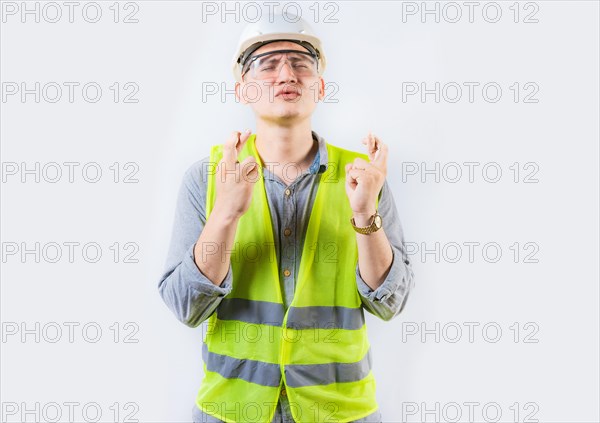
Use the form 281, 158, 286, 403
214, 129, 259, 220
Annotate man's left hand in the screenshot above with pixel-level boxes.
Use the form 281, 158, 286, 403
345, 132, 388, 222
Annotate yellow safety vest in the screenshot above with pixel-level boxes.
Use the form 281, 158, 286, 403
196, 134, 380, 423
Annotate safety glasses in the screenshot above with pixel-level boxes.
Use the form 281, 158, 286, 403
241, 49, 319, 81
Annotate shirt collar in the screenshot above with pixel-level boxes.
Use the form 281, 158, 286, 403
309, 130, 328, 175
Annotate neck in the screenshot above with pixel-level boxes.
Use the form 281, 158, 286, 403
254, 118, 317, 174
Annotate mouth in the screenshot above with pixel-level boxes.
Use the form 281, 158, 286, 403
276, 87, 302, 98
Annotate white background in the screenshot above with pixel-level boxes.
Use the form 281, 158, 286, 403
1, 1, 599, 422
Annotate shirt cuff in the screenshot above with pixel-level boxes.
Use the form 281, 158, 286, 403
356, 244, 400, 303
183, 243, 233, 297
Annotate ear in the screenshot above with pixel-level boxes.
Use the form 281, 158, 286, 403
317, 77, 325, 101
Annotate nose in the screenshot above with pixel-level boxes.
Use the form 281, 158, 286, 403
275, 60, 297, 83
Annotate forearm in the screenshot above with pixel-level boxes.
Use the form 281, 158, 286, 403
159, 248, 233, 327
353, 209, 394, 291
158, 159, 240, 328
357, 244, 414, 321
352, 179, 415, 322
194, 200, 241, 287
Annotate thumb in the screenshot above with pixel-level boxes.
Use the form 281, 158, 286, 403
241, 156, 258, 178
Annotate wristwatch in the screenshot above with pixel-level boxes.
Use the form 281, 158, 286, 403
350, 210, 383, 235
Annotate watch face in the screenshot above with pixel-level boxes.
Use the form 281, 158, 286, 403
374, 215, 382, 229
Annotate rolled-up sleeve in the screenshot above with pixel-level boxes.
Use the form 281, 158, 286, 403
356, 180, 415, 321
158, 157, 233, 328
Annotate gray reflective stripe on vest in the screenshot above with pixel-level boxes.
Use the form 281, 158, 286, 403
284, 347, 373, 387
286, 305, 365, 330
216, 298, 285, 326
202, 342, 282, 387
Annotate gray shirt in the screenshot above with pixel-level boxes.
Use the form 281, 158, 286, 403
158, 131, 415, 423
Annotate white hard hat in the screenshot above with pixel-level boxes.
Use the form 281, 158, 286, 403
232, 13, 326, 82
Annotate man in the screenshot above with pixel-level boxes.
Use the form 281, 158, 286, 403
158, 13, 415, 423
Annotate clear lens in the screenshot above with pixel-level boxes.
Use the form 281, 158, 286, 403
242, 50, 318, 81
